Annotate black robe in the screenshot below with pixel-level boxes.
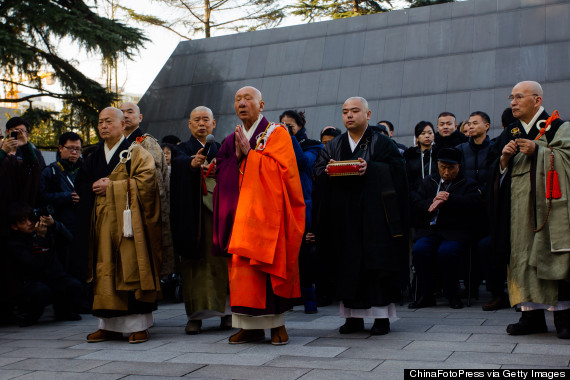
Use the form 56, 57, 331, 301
170, 136, 220, 258
126, 128, 144, 145
313, 127, 410, 308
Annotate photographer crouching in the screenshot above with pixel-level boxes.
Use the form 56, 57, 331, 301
6, 202, 83, 327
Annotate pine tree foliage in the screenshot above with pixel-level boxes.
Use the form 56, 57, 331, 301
0, 0, 148, 134
291, 0, 455, 21
122, 0, 286, 39
407, 0, 455, 8
291, 0, 393, 21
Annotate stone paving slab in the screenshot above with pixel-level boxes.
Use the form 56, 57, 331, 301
13, 371, 123, 379
0, 357, 25, 366
427, 324, 507, 334
1, 358, 110, 372
394, 317, 485, 326
0, 369, 31, 379
2, 347, 95, 359
185, 364, 310, 379
297, 369, 399, 380
168, 352, 279, 366
338, 346, 452, 361
513, 343, 570, 356
71, 339, 170, 351
149, 342, 251, 354
403, 340, 515, 353
446, 351, 570, 366
241, 344, 346, 358
2, 288, 570, 378
306, 337, 411, 349
76, 349, 182, 363
389, 322, 434, 333
374, 360, 500, 370
466, 332, 570, 345
1, 339, 84, 349
88, 361, 204, 376
368, 331, 471, 342
265, 355, 383, 371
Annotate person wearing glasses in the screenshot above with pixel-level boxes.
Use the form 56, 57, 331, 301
39, 132, 85, 285
488, 81, 570, 339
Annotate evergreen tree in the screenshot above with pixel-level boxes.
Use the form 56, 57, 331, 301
0, 0, 147, 136
122, 0, 286, 39
291, 0, 394, 21
407, 0, 455, 8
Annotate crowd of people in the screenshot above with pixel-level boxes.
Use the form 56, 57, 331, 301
0, 80, 568, 345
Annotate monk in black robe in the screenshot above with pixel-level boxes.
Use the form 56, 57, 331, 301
313, 97, 409, 336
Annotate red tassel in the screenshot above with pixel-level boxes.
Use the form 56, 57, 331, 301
546, 170, 561, 199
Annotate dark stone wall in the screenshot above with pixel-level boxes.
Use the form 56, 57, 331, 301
139, 0, 570, 146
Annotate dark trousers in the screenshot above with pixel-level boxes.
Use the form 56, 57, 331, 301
479, 235, 506, 297
22, 275, 83, 317
412, 235, 466, 299
299, 239, 317, 288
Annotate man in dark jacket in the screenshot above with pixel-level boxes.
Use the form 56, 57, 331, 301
39, 132, 83, 276
408, 148, 481, 310
6, 202, 83, 327
433, 112, 468, 156
5, 117, 46, 169
456, 111, 507, 311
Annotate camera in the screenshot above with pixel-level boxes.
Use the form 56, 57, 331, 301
11, 131, 18, 139
30, 205, 54, 222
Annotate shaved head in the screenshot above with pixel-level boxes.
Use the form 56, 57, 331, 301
514, 81, 543, 97
510, 81, 543, 123
120, 102, 140, 113
237, 86, 262, 101
101, 107, 124, 121
235, 86, 265, 129
190, 106, 214, 120
98, 107, 125, 146
344, 97, 369, 112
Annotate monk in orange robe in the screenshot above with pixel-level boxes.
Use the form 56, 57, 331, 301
213, 86, 305, 345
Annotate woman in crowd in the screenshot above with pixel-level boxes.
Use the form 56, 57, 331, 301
279, 110, 322, 314
403, 121, 438, 194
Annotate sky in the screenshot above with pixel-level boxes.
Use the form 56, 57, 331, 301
56, 0, 412, 97
58, 0, 305, 96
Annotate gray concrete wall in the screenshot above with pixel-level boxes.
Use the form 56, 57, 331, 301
139, 0, 570, 146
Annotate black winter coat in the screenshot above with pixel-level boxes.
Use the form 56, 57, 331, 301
39, 159, 81, 232
456, 136, 493, 194
403, 146, 438, 194
433, 130, 468, 157
6, 224, 71, 283
411, 172, 482, 245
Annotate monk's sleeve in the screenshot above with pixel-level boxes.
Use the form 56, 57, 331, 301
229, 127, 305, 266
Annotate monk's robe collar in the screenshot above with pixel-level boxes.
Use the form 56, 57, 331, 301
245, 115, 270, 149
520, 106, 544, 134
104, 135, 125, 164
242, 114, 263, 141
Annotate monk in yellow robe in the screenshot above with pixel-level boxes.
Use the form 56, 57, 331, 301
81, 107, 162, 344
213, 86, 305, 345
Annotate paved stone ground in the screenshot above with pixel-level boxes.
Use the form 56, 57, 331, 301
1, 288, 569, 379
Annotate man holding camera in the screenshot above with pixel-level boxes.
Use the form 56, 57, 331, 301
6, 202, 83, 327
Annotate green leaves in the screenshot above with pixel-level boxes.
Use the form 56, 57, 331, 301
0, 0, 147, 140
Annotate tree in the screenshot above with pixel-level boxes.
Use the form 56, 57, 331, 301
291, 0, 456, 21
122, 0, 286, 39
407, 0, 455, 8
291, 0, 394, 21
0, 0, 148, 138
